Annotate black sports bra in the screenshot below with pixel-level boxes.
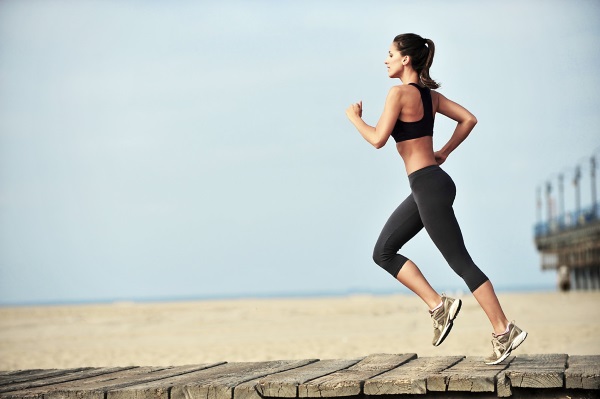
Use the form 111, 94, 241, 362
391, 83, 434, 143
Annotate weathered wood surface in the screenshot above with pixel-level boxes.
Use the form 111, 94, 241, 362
233, 360, 321, 399
505, 354, 568, 389
256, 359, 360, 398
0, 367, 137, 395
106, 363, 226, 399
171, 360, 314, 399
426, 356, 514, 393
0, 369, 93, 386
495, 369, 513, 398
364, 356, 464, 395
4, 366, 208, 399
565, 355, 600, 389
298, 353, 416, 397
46, 365, 221, 399
1, 354, 599, 399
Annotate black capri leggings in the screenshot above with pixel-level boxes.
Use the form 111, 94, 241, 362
373, 165, 489, 292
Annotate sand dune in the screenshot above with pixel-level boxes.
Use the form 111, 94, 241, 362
1, 291, 598, 370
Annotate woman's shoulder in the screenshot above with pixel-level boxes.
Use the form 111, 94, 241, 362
431, 89, 450, 100
390, 84, 417, 92
387, 84, 416, 99
429, 90, 443, 113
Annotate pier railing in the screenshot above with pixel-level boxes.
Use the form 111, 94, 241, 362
533, 203, 599, 237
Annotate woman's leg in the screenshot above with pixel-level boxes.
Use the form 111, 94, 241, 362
396, 260, 441, 310
472, 280, 509, 335
373, 186, 463, 346
411, 167, 508, 332
372, 193, 441, 309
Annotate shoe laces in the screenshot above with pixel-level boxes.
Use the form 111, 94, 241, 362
490, 336, 506, 355
431, 310, 442, 329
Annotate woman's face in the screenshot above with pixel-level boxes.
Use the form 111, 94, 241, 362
385, 43, 404, 78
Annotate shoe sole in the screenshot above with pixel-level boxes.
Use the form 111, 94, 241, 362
434, 299, 462, 347
485, 330, 528, 365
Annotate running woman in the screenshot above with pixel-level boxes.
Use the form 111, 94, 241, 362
345, 33, 527, 365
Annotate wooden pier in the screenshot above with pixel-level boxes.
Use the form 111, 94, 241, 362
1, 354, 598, 399
534, 153, 600, 291
535, 217, 600, 290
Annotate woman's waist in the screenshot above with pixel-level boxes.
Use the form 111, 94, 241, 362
399, 153, 438, 175
403, 159, 438, 175
407, 163, 454, 189
396, 137, 436, 174
408, 164, 441, 179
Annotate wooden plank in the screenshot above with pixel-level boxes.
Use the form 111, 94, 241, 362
426, 356, 514, 392
0, 370, 63, 384
363, 356, 463, 395
256, 359, 361, 398
0, 373, 27, 378
44, 365, 223, 399
565, 355, 600, 389
0, 369, 94, 386
106, 362, 226, 399
0, 367, 136, 395
106, 363, 226, 399
0, 367, 169, 399
495, 370, 512, 398
107, 361, 296, 399
171, 360, 315, 399
298, 353, 417, 397
505, 354, 567, 388
0, 373, 43, 378
0, 372, 50, 378
233, 360, 319, 399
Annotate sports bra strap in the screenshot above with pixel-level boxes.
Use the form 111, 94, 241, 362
390, 83, 434, 142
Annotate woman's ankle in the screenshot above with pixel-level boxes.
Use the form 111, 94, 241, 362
493, 320, 510, 336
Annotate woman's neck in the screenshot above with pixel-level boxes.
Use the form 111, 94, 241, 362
399, 69, 419, 85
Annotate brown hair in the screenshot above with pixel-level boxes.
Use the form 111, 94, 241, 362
393, 33, 440, 89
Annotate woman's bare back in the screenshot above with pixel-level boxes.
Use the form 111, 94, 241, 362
395, 87, 440, 174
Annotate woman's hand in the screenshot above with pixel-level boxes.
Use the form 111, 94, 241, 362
434, 150, 447, 165
434, 92, 477, 161
345, 101, 363, 121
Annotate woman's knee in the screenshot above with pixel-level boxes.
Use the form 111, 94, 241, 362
372, 244, 385, 266
373, 242, 397, 270
373, 245, 408, 278
447, 259, 489, 293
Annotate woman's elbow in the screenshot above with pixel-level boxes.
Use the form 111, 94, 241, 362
460, 115, 477, 132
371, 133, 389, 149
468, 114, 478, 127
373, 140, 386, 149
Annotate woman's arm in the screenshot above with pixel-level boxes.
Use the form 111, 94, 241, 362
345, 86, 403, 149
433, 92, 477, 165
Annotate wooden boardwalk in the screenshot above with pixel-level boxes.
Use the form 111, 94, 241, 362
1, 354, 598, 399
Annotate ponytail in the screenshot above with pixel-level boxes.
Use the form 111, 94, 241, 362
420, 39, 439, 89
393, 33, 440, 89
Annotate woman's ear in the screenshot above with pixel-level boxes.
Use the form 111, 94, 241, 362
402, 55, 410, 65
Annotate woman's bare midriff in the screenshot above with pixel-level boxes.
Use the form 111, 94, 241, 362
396, 136, 438, 175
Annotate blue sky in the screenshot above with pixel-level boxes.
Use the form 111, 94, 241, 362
1, 0, 599, 305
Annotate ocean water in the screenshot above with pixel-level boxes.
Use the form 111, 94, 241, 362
0, 281, 557, 307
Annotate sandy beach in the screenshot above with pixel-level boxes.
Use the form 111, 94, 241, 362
1, 291, 599, 371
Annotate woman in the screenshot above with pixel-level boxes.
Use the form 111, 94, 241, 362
345, 33, 527, 365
